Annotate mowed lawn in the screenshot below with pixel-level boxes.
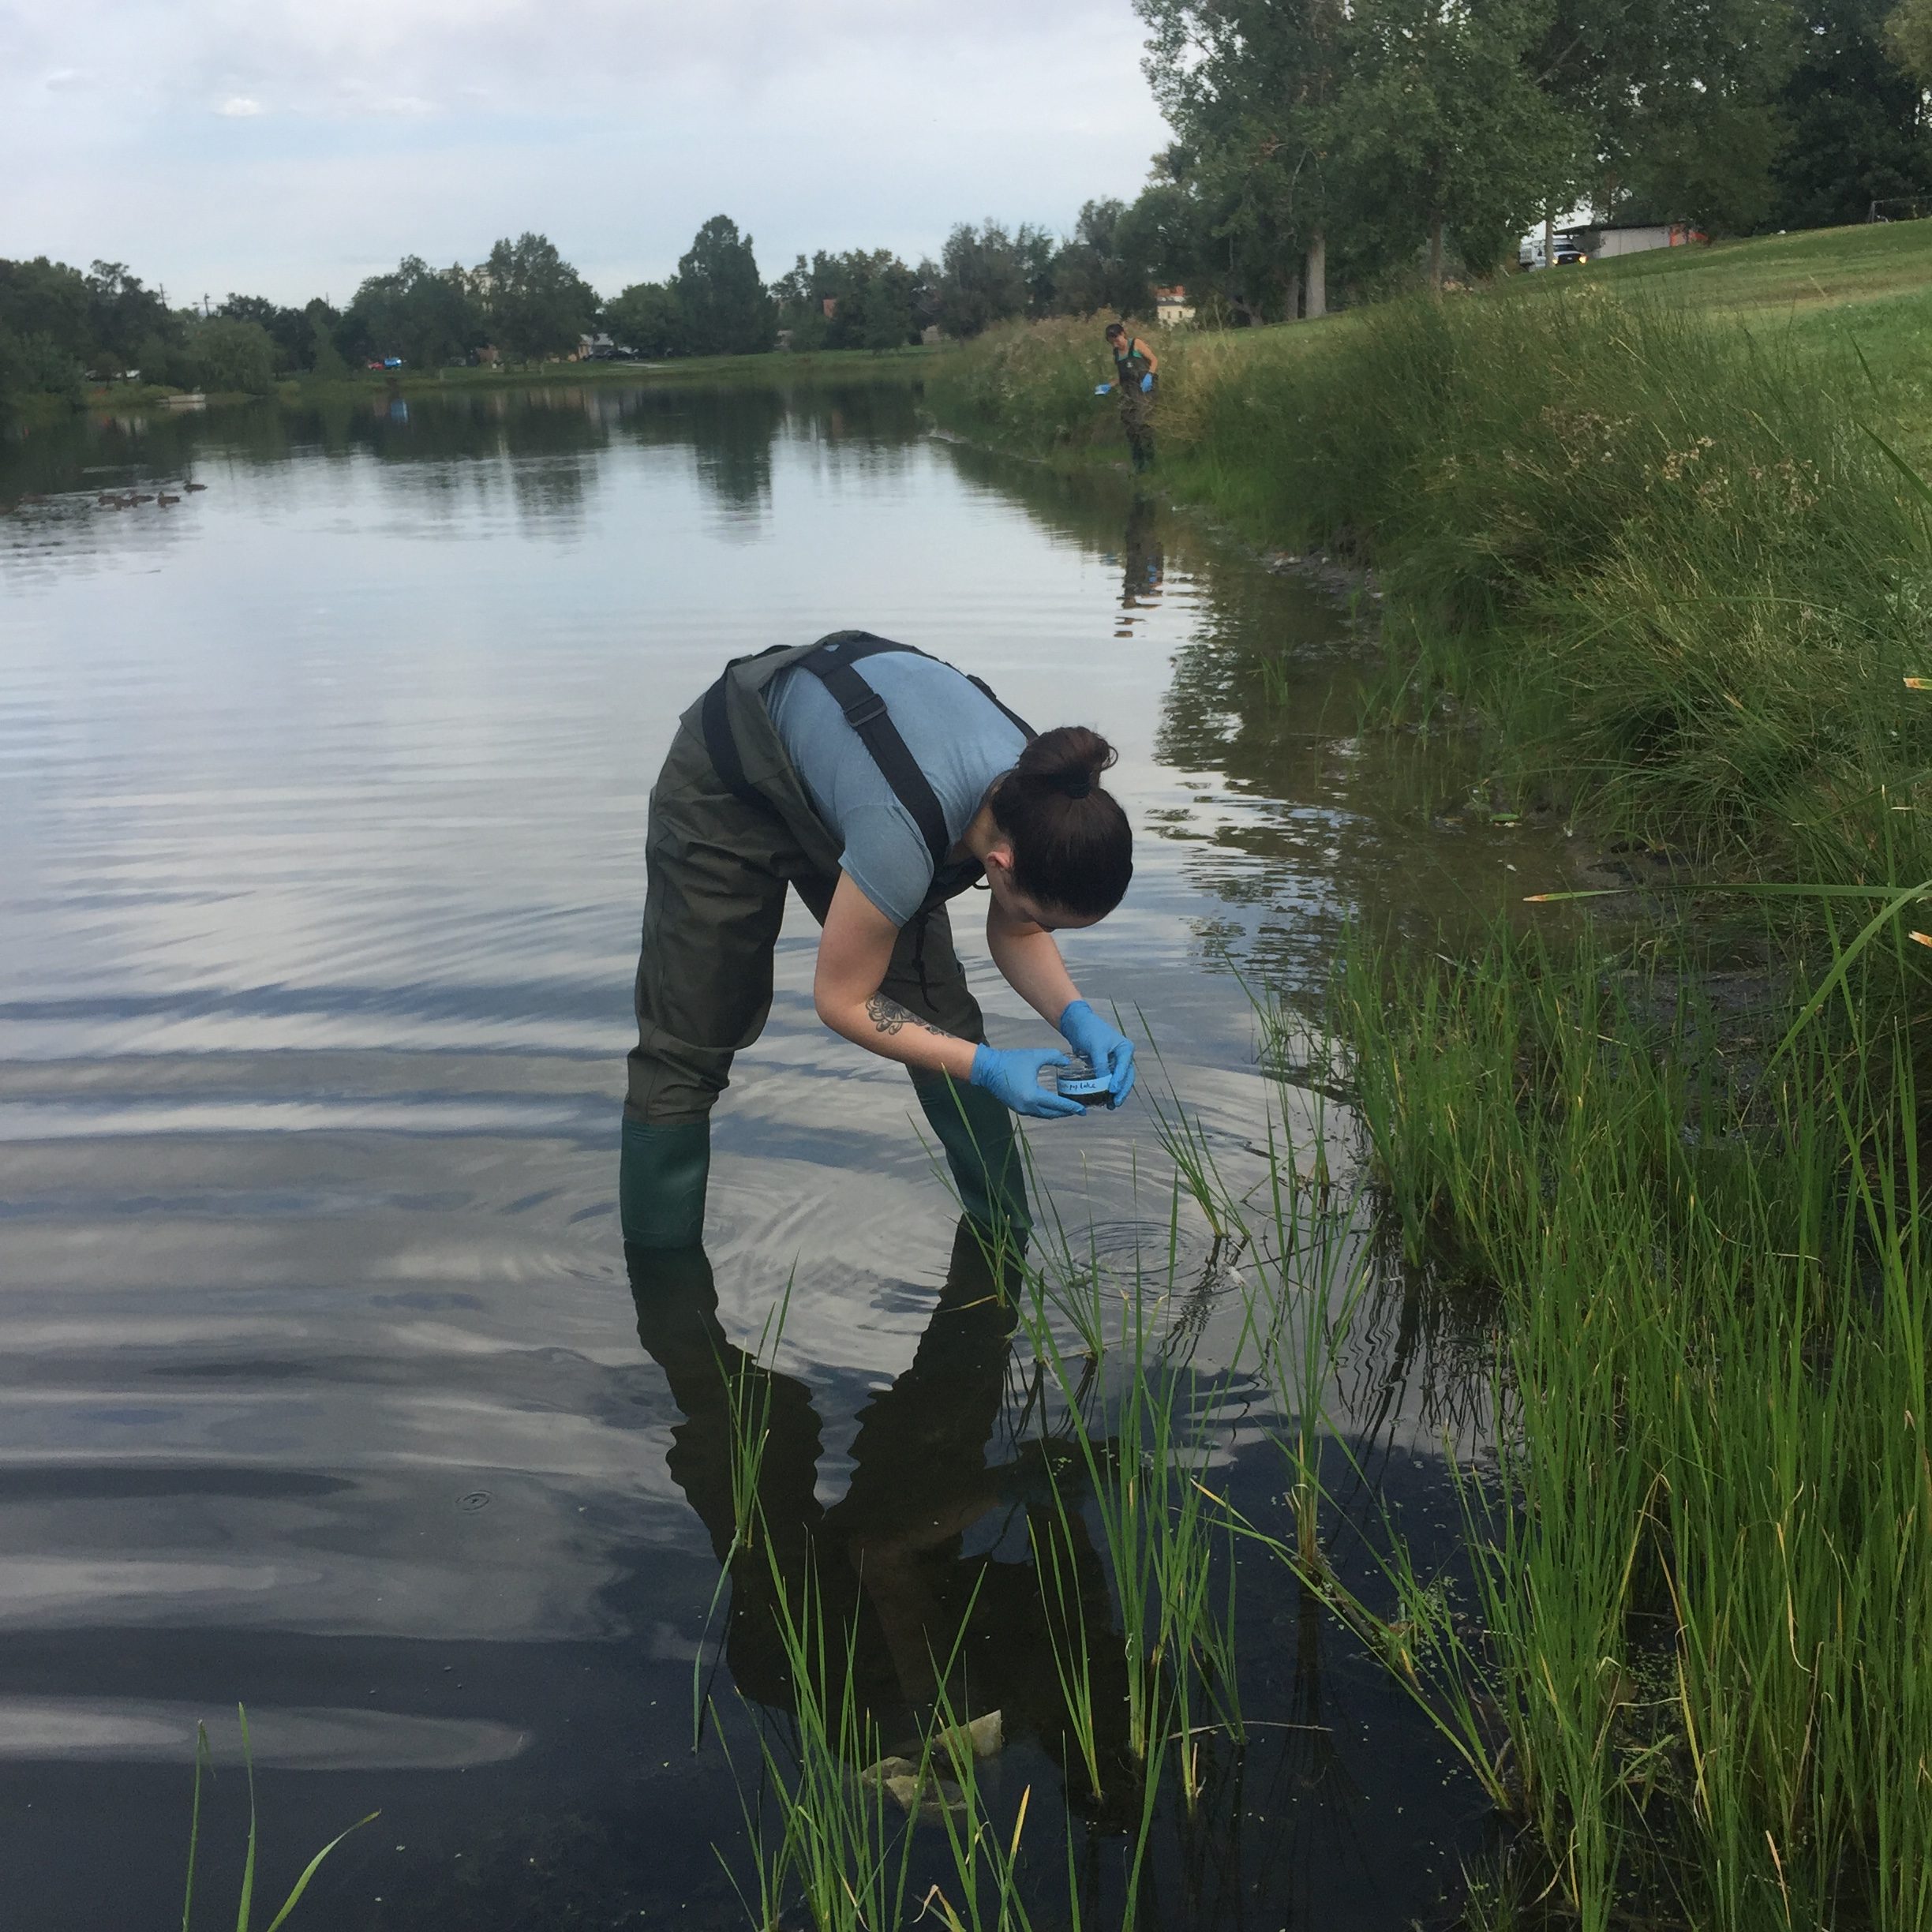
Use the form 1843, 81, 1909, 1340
1428, 220, 1932, 449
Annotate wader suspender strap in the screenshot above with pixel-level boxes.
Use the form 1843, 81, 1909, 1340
697, 632, 1036, 886
797, 641, 950, 872
819, 634, 1037, 747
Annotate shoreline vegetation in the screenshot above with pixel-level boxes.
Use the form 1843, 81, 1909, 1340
912, 221, 1932, 1926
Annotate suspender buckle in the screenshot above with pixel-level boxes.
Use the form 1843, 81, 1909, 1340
841, 691, 889, 728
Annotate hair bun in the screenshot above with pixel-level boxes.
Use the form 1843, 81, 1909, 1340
1013, 724, 1115, 797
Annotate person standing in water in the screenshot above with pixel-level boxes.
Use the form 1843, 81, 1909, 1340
1095, 321, 1159, 471
620, 631, 1137, 1249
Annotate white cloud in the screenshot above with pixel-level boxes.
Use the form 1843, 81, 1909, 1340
1, 0, 1171, 304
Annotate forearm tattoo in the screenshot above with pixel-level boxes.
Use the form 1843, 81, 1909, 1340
866, 994, 954, 1041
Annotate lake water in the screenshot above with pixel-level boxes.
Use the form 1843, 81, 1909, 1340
0, 380, 1563, 1927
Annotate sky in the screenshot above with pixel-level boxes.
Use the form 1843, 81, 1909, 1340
1, 0, 1172, 308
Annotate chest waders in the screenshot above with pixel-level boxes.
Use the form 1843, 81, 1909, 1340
621, 631, 1036, 1249
1112, 338, 1156, 473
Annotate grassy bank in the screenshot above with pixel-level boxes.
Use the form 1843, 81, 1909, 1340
926, 227, 1932, 1927
927, 230, 1932, 930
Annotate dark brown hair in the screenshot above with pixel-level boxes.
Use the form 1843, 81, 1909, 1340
990, 726, 1133, 919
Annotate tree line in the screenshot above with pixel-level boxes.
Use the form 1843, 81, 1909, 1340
0, 207, 1170, 422
6, 0, 1932, 419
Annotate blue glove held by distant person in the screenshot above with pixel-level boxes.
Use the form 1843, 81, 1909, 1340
1058, 1001, 1137, 1108
1095, 383, 1113, 395
1140, 373, 1155, 394
969, 1043, 1086, 1120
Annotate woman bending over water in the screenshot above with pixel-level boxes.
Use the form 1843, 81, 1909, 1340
620, 631, 1137, 1248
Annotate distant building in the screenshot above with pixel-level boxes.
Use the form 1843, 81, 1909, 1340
576, 331, 616, 360
920, 324, 943, 346
1154, 285, 1194, 326
1581, 223, 1704, 258
822, 297, 838, 319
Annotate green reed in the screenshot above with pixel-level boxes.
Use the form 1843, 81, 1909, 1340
1330, 913, 1932, 1929
180, 1705, 375, 1932
705, 1090, 1331, 1929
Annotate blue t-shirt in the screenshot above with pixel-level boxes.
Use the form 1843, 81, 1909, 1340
766, 653, 1028, 927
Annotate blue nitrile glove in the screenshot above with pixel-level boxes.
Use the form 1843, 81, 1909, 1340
1140, 373, 1154, 394
1095, 382, 1113, 395
1058, 1000, 1137, 1108
969, 1043, 1086, 1120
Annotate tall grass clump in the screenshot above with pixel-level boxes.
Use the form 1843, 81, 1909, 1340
1328, 917, 1932, 1930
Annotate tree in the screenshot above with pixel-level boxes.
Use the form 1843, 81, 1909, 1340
769, 254, 830, 349
188, 316, 277, 394
1773, 0, 1932, 224
0, 257, 91, 359
1136, 0, 1352, 317
1888, 0, 1932, 77
770, 249, 923, 350
673, 216, 773, 357
218, 293, 321, 373
1328, 0, 1588, 287
478, 233, 598, 362
86, 262, 178, 370
606, 281, 687, 357
845, 253, 919, 348
1616, 95, 1788, 229
1114, 178, 1218, 307
1494, 0, 1793, 228
1046, 199, 1155, 316
934, 221, 1046, 335
346, 256, 485, 368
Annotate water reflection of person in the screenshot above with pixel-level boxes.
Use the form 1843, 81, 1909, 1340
627, 1223, 1133, 1806
1115, 496, 1166, 637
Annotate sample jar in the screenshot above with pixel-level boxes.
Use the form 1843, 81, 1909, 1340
1052, 1053, 1111, 1106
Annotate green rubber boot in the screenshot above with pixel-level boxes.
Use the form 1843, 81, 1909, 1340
619, 1117, 711, 1249
912, 1074, 1031, 1237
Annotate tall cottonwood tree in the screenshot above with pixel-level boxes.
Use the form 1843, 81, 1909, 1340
1330, 0, 1587, 285
1136, 0, 1349, 317
1525, 0, 1795, 219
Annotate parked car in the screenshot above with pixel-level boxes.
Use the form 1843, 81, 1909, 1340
1519, 233, 1589, 270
